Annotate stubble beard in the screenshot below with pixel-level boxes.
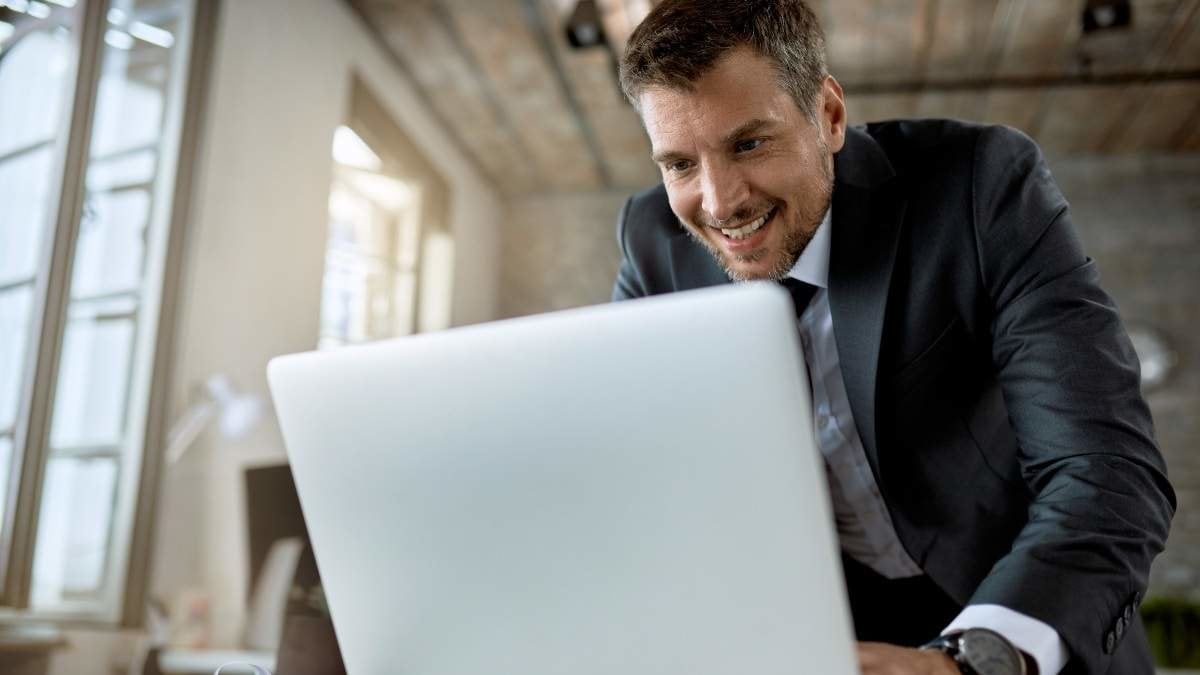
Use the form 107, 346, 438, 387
685, 146, 834, 283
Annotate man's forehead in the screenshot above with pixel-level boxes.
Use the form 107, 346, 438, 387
640, 83, 792, 154
638, 55, 799, 144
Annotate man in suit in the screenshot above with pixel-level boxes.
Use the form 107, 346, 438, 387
611, 2, 1175, 674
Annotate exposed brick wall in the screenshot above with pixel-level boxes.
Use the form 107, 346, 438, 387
499, 154, 1200, 601
500, 190, 629, 319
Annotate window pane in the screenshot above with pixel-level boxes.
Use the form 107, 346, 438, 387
30, 455, 118, 606
322, 169, 427, 347
86, 148, 155, 192
328, 182, 392, 259
72, 188, 150, 298
0, 285, 33, 432
0, 27, 75, 156
48, 299, 137, 449
88, 10, 176, 159
16, 0, 195, 618
0, 146, 57, 286
320, 250, 390, 343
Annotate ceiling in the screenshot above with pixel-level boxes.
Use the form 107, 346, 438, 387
347, 0, 1200, 195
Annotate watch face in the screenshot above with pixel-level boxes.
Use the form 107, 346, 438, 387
959, 629, 1024, 675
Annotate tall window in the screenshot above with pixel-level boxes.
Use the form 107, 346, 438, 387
319, 79, 455, 348
0, 5, 76, 553
0, 0, 206, 623
320, 126, 424, 347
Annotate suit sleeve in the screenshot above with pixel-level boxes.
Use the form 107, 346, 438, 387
967, 126, 1175, 674
612, 196, 647, 301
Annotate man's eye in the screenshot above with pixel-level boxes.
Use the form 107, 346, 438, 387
666, 160, 693, 173
735, 139, 764, 153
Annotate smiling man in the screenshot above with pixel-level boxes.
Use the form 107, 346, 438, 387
611, 2, 1175, 675
642, 45, 836, 282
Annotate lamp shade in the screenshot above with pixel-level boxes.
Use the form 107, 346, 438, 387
206, 374, 264, 439
165, 374, 264, 463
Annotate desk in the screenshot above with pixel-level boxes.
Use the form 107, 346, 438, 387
151, 647, 276, 674
0, 624, 68, 675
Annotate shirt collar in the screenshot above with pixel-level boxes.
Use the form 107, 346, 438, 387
785, 206, 832, 289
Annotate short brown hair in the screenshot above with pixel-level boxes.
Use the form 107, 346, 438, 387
619, 0, 827, 119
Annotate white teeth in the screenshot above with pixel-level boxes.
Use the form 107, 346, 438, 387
720, 210, 772, 240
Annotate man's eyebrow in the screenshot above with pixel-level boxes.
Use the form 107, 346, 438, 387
721, 118, 775, 145
650, 119, 778, 164
650, 148, 689, 165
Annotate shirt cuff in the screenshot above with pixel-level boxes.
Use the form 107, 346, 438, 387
944, 604, 1069, 675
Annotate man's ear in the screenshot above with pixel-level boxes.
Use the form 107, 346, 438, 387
820, 75, 847, 153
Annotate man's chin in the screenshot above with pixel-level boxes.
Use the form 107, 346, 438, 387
683, 224, 802, 282
720, 251, 791, 282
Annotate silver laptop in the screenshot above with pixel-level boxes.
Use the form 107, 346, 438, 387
268, 282, 856, 675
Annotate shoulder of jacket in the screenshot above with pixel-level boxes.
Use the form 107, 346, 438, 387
621, 183, 678, 247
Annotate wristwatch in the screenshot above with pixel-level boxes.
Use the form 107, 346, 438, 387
920, 628, 1027, 675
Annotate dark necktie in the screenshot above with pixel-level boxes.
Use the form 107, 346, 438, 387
780, 277, 818, 317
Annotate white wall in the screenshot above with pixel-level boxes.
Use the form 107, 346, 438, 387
140, 0, 501, 658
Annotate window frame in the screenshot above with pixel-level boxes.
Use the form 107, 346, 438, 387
317, 75, 453, 348
0, 0, 219, 627
320, 159, 425, 347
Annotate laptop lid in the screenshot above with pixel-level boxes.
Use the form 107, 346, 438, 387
268, 282, 856, 675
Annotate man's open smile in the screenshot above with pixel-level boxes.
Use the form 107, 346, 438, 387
717, 206, 777, 242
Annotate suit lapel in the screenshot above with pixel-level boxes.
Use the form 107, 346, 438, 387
828, 128, 906, 475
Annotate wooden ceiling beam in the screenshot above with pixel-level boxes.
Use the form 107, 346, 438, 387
823, 0, 934, 81
977, 0, 1025, 78
1153, 0, 1200, 70
348, 0, 1200, 197
1077, 0, 1189, 75
840, 67, 1200, 93
825, 0, 875, 82
980, 88, 1049, 137
993, 0, 1080, 78
843, 93, 919, 125
923, 0, 1003, 80
519, 0, 614, 187
426, 0, 560, 191
1107, 82, 1200, 152
352, 0, 541, 193
1180, 107, 1200, 149
345, 0, 501, 192
533, 0, 658, 189
868, 0, 932, 80
1036, 85, 1140, 155
440, 0, 604, 190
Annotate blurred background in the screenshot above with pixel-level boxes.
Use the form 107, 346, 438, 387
0, 0, 1196, 673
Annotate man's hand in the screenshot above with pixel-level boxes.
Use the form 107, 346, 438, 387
857, 642, 959, 675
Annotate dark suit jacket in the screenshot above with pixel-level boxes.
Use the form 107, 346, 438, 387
611, 120, 1175, 674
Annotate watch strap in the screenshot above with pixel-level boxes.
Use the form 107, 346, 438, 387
920, 631, 973, 674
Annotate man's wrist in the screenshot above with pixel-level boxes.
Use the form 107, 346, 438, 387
921, 628, 1027, 675
942, 604, 1066, 675
925, 648, 961, 674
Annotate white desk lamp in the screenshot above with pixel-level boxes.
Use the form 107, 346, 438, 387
165, 374, 264, 464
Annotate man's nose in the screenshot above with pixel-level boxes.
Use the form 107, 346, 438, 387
700, 161, 748, 224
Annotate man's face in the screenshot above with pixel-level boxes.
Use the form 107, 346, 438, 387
639, 48, 846, 281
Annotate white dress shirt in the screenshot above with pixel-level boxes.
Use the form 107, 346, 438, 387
786, 208, 1068, 675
